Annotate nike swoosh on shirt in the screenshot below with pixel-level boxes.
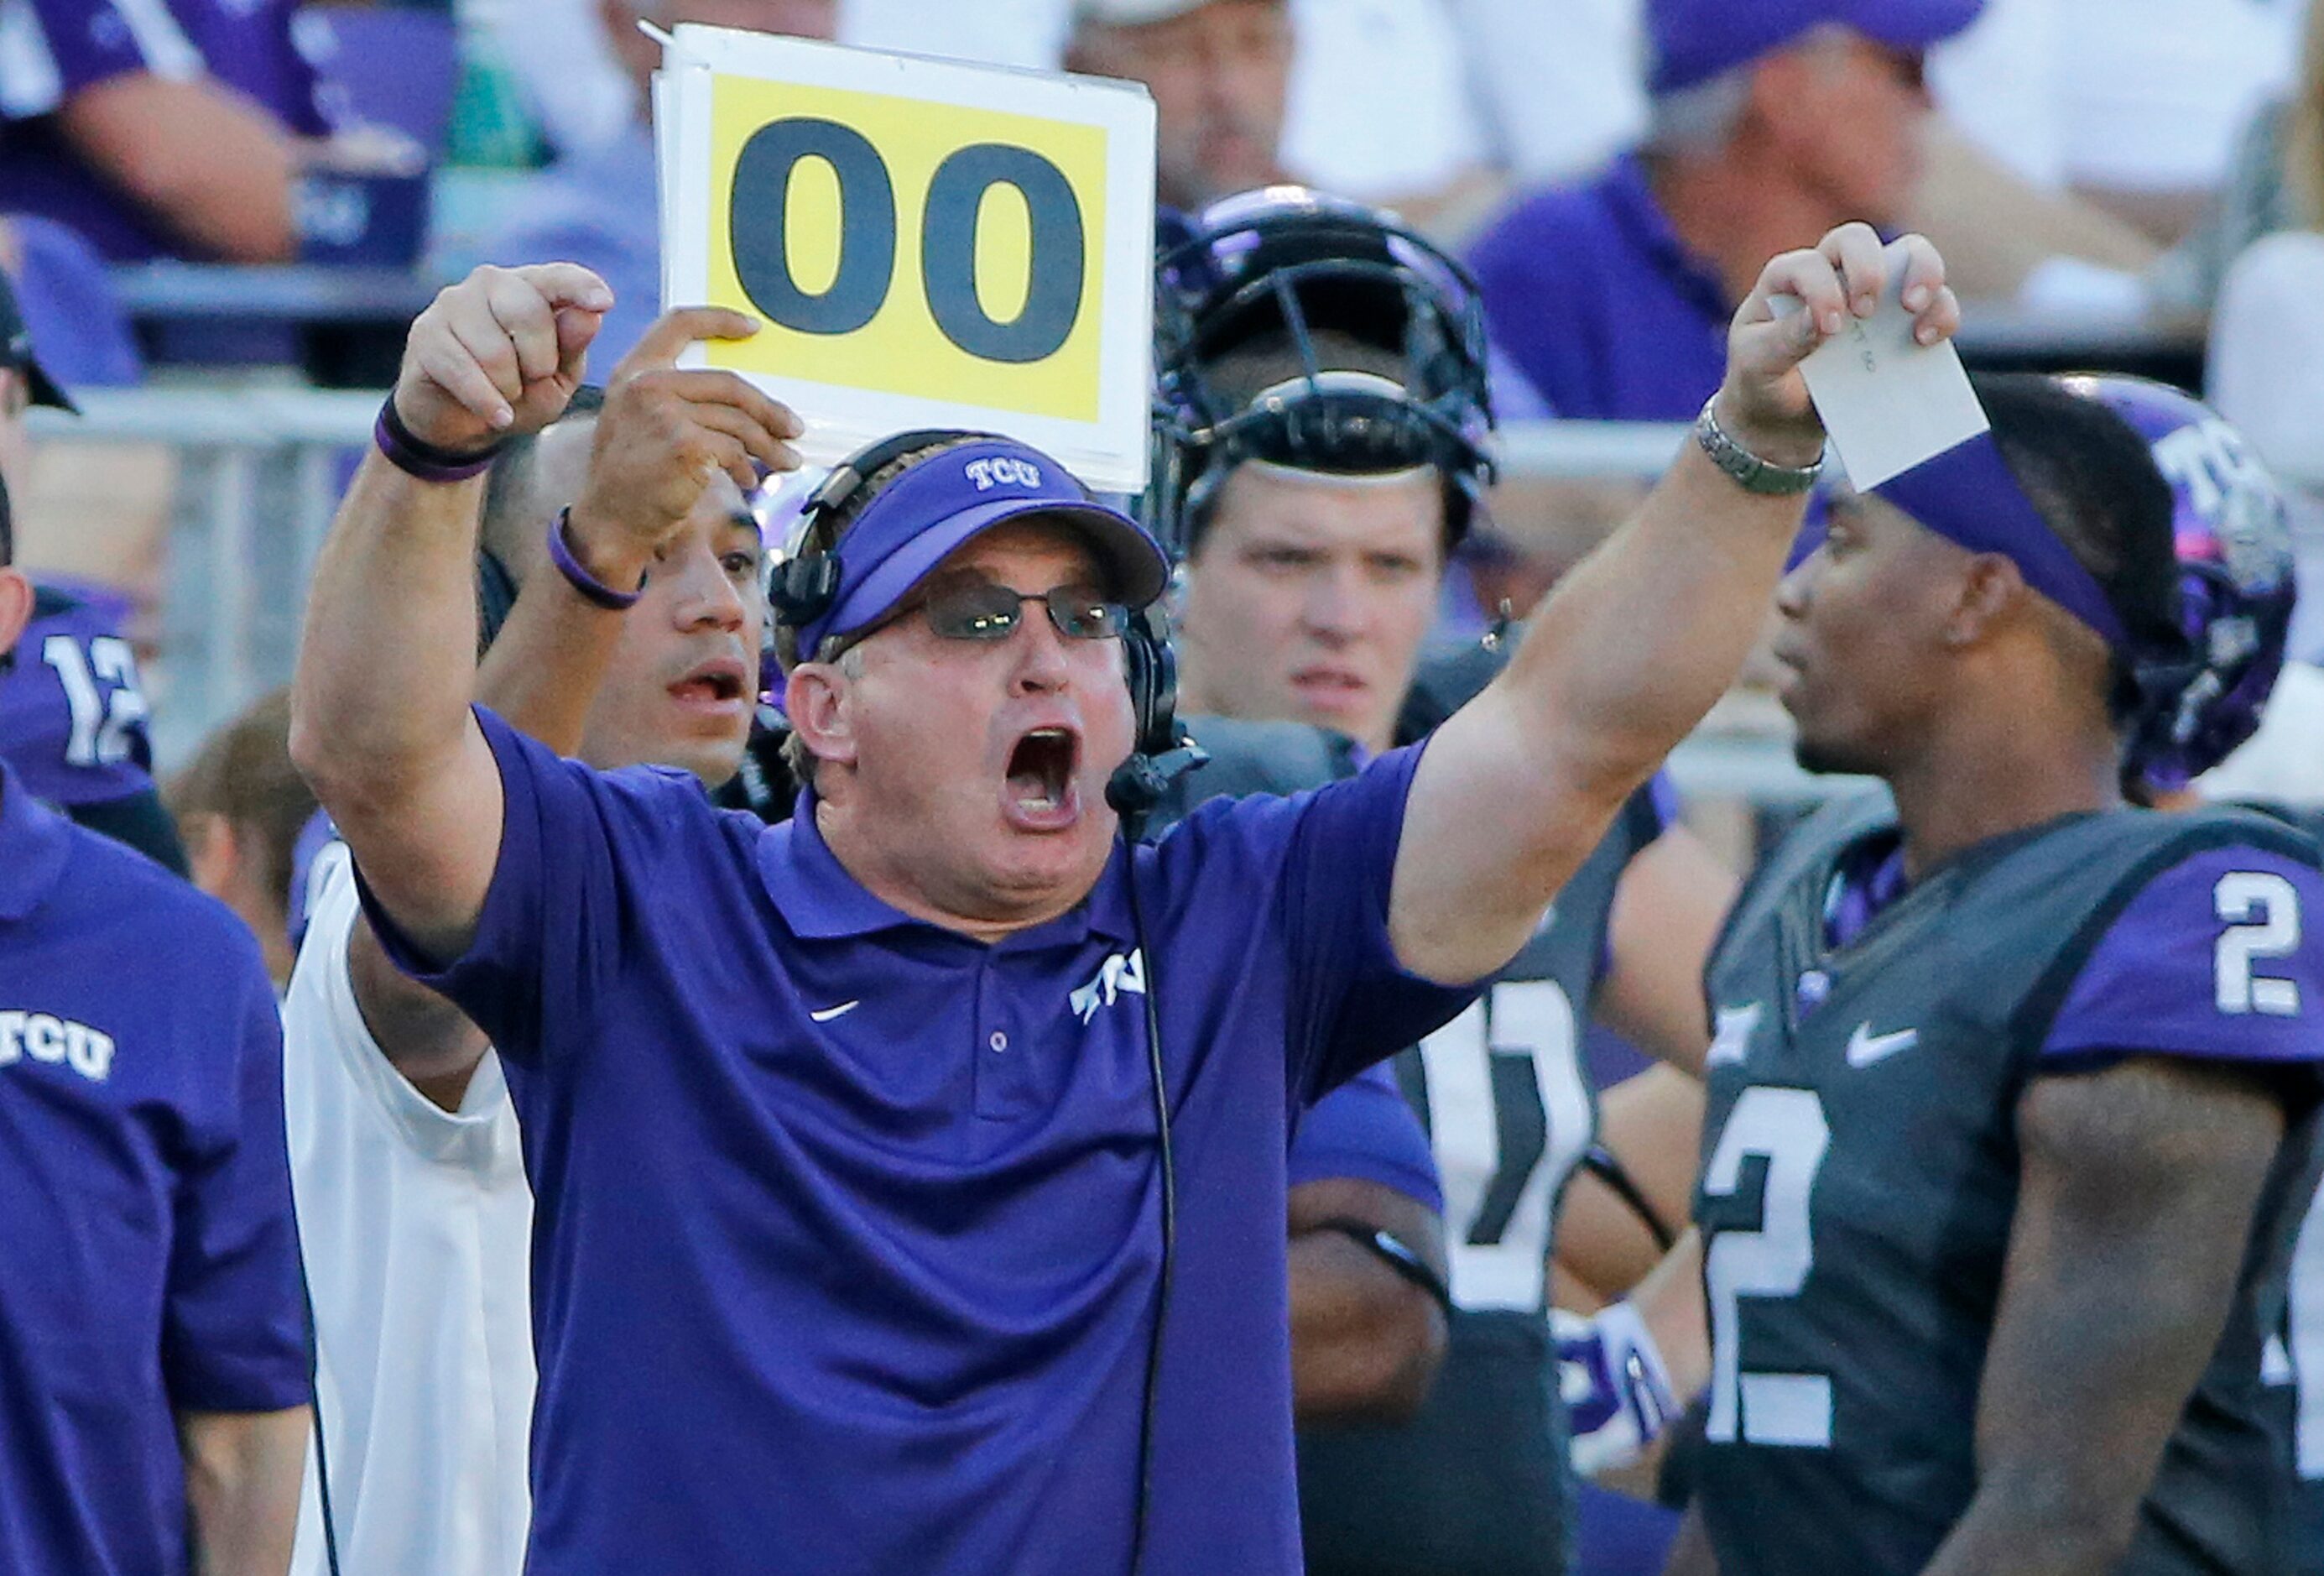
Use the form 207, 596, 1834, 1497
810, 1001, 860, 1024
1845, 1023, 1919, 1067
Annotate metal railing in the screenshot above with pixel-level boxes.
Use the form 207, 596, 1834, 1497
20, 396, 1819, 797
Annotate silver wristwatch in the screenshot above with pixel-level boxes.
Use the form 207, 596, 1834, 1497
1693, 396, 1826, 496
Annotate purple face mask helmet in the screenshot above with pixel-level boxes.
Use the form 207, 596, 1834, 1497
1149, 186, 1498, 558
2060, 375, 2297, 796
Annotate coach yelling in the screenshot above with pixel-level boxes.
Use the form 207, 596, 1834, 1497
289, 222, 1957, 1575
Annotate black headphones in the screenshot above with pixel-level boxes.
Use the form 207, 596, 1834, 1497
772, 429, 1204, 830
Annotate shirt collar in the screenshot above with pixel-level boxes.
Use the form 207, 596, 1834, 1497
0, 760, 76, 922
1600, 154, 1731, 323
757, 793, 1136, 948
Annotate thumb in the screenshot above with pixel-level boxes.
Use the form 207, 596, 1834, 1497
613, 305, 763, 381
553, 305, 601, 384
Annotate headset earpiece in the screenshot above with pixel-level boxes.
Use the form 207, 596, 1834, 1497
774, 428, 1005, 634
769, 553, 842, 634
1107, 605, 1206, 832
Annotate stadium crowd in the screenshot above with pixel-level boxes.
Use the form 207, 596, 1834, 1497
0, 1, 2321, 1574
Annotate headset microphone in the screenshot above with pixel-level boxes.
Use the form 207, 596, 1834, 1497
1105, 605, 1208, 838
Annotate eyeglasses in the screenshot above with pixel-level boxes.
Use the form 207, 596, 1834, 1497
829, 574, 1129, 657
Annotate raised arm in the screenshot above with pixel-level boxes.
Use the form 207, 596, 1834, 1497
1389, 227, 1959, 983
289, 269, 795, 964
328, 309, 790, 1103
289, 264, 611, 961
1920, 1057, 2287, 1576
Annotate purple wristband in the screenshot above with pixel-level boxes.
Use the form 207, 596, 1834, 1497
547, 508, 643, 610
373, 395, 503, 483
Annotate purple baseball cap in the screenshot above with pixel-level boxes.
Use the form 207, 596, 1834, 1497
790, 436, 1169, 660
1649, 0, 1983, 94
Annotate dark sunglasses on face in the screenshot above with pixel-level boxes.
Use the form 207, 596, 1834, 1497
851, 574, 1130, 652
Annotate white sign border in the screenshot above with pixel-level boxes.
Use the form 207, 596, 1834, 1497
659, 27, 1157, 492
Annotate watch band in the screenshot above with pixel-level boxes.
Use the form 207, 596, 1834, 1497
1694, 395, 1825, 496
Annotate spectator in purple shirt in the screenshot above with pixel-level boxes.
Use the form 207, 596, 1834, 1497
1469, 0, 1980, 424
0, 0, 338, 262
289, 231, 1959, 1573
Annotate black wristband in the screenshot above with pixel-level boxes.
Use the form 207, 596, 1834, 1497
1311, 1217, 1455, 1317
374, 394, 504, 483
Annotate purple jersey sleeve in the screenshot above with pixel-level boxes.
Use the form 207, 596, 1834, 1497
1290, 1063, 1442, 1213
0, 594, 157, 807
161, 942, 312, 1412
2042, 844, 2324, 1069
355, 705, 702, 1062
1272, 742, 1486, 1098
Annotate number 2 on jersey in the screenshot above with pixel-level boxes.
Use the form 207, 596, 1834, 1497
2215, 871, 2302, 1017
1703, 1086, 1833, 1448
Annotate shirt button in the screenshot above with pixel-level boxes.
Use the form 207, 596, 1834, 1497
988, 1031, 1008, 1053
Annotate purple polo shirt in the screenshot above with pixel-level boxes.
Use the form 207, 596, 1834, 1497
0, 0, 331, 262
362, 705, 1480, 1575
1467, 154, 1732, 422
0, 587, 158, 808
0, 763, 309, 1576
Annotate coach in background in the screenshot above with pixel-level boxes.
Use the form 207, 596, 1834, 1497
1666, 373, 2324, 1576
283, 315, 767, 1576
291, 228, 1956, 1573
1151, 185, 1727, 1574
0, 470, 309, 1570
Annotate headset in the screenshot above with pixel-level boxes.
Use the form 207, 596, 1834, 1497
772, 431, 1201, 1575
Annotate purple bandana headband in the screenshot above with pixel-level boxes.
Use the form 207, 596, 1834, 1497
1873, 431, 2130, 653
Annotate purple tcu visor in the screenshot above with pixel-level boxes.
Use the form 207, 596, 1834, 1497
790, 437, 1170, 660
1873, 431, 2132, 653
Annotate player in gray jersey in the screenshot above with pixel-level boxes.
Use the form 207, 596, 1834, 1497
1685, 371, 2324, 1575
1152, 188, 1733, 1574
2072, 374, 2323, 1576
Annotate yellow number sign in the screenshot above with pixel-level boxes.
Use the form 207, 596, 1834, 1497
660, 29, 1157, 488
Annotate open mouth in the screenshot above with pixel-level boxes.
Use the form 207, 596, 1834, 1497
1006, 726, 1080, 820
670, 660, 748, 707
